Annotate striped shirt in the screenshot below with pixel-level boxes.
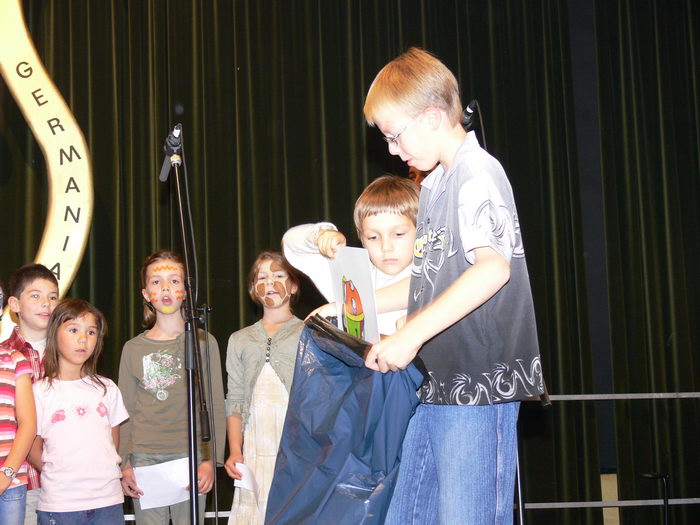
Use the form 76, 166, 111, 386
1, 326, 43, 489
0, 346, 33, 487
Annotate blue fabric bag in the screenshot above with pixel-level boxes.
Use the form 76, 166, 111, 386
265, 320, 425, 525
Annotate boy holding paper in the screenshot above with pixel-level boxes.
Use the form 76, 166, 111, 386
282, 175, 419, 336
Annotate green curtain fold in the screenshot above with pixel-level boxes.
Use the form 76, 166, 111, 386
1, 0, 697, 522
596, 1, 699, 523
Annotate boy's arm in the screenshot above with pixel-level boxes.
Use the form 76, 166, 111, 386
282, 223, 341, 302
282, 222, 339, 256
0, 373, 36, 495
374, 277, 411, 314
365, 246, 510, 372
306, 273, 411, 321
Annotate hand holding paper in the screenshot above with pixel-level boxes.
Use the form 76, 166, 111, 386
120, 465, 144, 498
234, 462, 260, 504
133, 458, 189, 510
317, 230, 346, 258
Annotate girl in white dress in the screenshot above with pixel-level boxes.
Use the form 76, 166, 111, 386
224, 251, 304, 525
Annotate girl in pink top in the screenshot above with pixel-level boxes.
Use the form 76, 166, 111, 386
29, 299, 128, 525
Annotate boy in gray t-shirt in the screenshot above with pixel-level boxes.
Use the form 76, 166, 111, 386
363, 47, 544, 524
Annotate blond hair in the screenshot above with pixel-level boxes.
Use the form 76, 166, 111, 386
353, 175, 420, 236
364, 47, 462, 126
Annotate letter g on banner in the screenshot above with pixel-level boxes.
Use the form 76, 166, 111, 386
0, 0, 94, 340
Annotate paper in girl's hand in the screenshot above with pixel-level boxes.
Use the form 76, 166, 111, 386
234, 462, 260, 503
134, 457, 189, 510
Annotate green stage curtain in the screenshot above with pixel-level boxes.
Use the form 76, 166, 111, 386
2, 1, 697, 522
596, 1, 699, 523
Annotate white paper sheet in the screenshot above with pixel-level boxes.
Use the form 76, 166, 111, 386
233, 462, 259, 504
133, 457, 190, 510
328, 246, 380, 343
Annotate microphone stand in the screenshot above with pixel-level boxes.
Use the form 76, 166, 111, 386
160, 124, 211, 524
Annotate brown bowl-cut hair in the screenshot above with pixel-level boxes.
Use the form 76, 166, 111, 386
140, 250, 186, 329
247, 251, 301, 306
353, 175, 419, 237
8, 263, 59, 299
43, 298, 108, 393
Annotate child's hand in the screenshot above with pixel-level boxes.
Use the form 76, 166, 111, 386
365, 328, 422, 373
224, 452, 244, 480
194, 460, 214, 494
120, 466, 144, 498
305, 302, 337, 320
317, 230, 346, 258
0, 473, 13, 496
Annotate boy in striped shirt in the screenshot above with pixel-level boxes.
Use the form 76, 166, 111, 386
1, 279, 37, 523
2, 265, 58, 524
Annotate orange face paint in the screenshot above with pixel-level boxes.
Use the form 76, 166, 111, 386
151, 265, 180, 273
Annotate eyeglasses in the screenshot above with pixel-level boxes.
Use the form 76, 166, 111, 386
382, 113, 422, 147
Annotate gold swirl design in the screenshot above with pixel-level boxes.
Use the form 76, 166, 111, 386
0, 0, 93, 339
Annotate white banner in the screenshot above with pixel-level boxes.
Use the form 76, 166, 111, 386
0, 0, 93, 340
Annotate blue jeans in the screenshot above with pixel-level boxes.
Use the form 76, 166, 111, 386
36, 503, 124, 525
0, 484, 27, 525
385, 402, 520, 525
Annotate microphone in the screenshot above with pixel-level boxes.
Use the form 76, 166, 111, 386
462, 100, 478, 131
462, 99, 487, 150
159, 124, 183, 182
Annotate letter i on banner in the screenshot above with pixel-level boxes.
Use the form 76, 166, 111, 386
0, 0, 94, 340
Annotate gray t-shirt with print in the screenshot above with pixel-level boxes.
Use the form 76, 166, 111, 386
408, 131, 544, 405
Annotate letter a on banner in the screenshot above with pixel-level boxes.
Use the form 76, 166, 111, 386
0, 0, 94, 340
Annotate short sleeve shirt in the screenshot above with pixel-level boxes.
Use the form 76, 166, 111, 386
1, 327, 45, 489
0, 347, 32, 486
408, 131, 544, 405
34, 377, 128, 512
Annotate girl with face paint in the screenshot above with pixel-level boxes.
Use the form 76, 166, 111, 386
224, 251, 304, 525
117, 251, 226, 525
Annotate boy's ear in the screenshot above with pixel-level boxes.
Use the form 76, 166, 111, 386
423, 107, 442, 130
7, 296, 20, 314
141, 289, 150, 303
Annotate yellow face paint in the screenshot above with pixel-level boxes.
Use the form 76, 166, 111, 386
162, 306, 175, 314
